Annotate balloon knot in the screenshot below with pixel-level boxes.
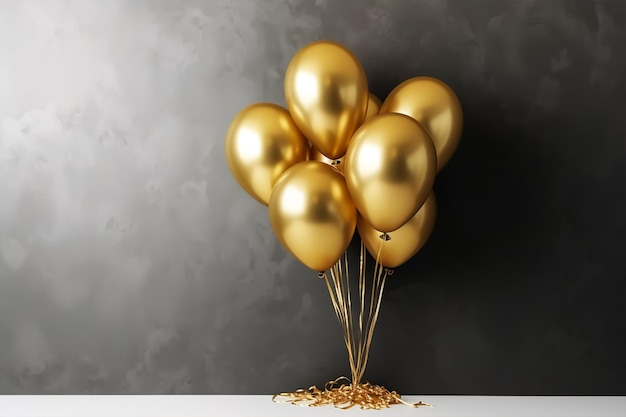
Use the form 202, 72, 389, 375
317, 272, 325, 279
379, 233, 391, 241
385, 268, 395, 276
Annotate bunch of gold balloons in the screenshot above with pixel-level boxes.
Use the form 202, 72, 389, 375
226, 41, 462, 271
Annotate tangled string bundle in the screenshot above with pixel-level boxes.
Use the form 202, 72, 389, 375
272, 377, 432, 410
272, 245, 432, 410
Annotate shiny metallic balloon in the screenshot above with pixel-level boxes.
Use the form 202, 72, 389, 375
225, 103, 309, 205
284, 41, 368, 160
269, 161, 357, 271
381, 76, 463, 171
345, 113, 437, 233
358, 192, 436, 268
308, 93, 380, 173
364, 93, 382, 122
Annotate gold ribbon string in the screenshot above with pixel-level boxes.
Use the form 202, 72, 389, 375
326, 268, 358, 381
356, 235, 386, 383
276, 238, 431, 409
356, 241, 366, 377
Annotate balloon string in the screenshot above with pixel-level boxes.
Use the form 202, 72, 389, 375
328, 266, 358, 381
276, 237, 429, 409
358, 269, 387, 383
357, 240, 366, 378
357, 235, 387, 383
338, 250, 355, 381
343, 249, 358, 383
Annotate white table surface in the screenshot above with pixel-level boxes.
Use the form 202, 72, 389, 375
1, 395, 625, 417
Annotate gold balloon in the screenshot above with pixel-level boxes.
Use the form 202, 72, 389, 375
358, 192, 436, 268
308, 92, 382, 173
364, 93, 382, 122
309, 146, 344, 173
381, 77, 463, 171
284, 41, 368, 160
225, 103, 308, 205
269, 161, 356, 271
345, 113, 437, 233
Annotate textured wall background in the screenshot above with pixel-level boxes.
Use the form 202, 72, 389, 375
0, 0, 624, 395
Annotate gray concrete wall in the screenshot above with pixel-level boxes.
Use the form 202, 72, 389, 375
0, 0, 624, 394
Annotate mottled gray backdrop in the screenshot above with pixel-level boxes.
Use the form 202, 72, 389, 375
0, 0, 624, 395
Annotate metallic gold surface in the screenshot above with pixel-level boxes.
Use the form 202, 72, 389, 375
309, 146, 344, 173
364, 93, 382, 122
284, 41, 368, 159
225, 103, 309, 205
344, 113, 437, 232
358, 192, 437, 268
381, 76, 463, 171
322, 246, 387, 385
268, 161, 356, 271
307, 93, 382, 173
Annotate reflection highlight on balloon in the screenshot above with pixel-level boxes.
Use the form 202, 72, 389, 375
236, 128, 262, 161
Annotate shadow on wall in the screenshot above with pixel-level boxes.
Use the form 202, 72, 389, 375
362, 78, 554, 291
347, 1, 626, 393
360, 0, 626, 293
